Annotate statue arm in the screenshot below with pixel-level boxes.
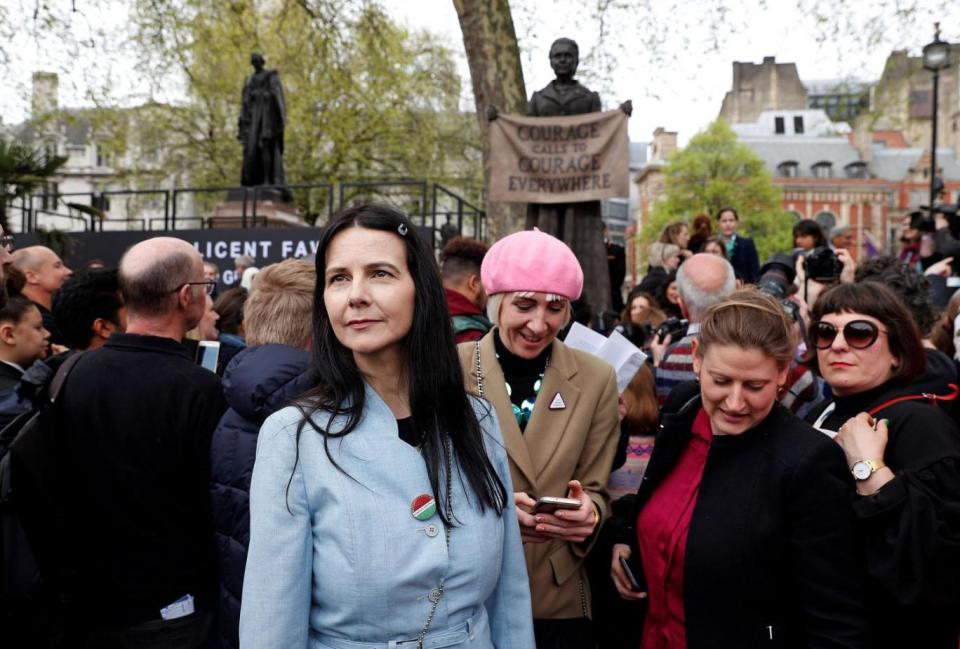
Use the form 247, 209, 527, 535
527, 92, 540, 117
237, 77, 251, 141
270, 71, 287, 131
589, 91, 601, 113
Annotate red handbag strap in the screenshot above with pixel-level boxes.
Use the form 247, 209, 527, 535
867, 383, 960, 416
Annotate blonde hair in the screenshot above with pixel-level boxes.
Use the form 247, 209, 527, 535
697, 288, 796, 369
486, 291, 571, 329
648, 242, 680, 268
243, 259, 316, 347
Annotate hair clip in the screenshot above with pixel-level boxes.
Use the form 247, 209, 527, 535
398, 223, 408, 236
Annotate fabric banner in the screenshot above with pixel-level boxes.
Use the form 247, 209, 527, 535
488, 109, 630, 204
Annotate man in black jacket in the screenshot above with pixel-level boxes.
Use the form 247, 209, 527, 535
52, 237, 227, 647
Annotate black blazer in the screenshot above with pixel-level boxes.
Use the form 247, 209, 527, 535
618, 381, 868, 648
729, 235, 760, 284
806, 380, 960, 649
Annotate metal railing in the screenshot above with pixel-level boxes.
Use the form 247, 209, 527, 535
18, 180, 486, 245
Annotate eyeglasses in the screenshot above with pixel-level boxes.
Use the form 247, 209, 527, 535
0, 234, 14, 252
171, 281, 217, 295
812, 319, 887, 350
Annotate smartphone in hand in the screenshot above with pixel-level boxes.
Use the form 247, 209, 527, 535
619, 556, 642, 591
533, 496, 581, 514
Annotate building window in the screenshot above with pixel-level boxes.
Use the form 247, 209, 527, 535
794, 116, 804, 134
909, 90, 933, 119
812, 162, 833, 179
774, 116, 785, 134
789, 210, 803, 222
815, 211, 837, 232
844, 162, 868, 179
778, 161, 799, 178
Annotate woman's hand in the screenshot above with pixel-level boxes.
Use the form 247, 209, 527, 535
836, 248, 857, 284
514, 492, 548, 544
610, 544, 648, 601
925, 256, 954, 278
531, 480, 597, 543
835, 413, 895, 495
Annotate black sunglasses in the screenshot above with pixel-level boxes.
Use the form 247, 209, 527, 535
812, 319, 887, 350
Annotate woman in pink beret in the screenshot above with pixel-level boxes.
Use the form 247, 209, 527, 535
457, 229, 621, 649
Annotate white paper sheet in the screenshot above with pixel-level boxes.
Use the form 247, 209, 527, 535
563, 322, 648, 393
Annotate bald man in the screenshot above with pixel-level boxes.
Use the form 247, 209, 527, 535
11, 245, 72, 345
47, 237, 226, 644
653, 253, 737, 403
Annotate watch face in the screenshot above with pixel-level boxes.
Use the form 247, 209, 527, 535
852, 461, 872, 481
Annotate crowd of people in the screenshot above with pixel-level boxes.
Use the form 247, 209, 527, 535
1, 204, 960, 649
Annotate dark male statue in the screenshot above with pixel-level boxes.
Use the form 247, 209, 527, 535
525, 38, 631, 313
238, 52, 287, 188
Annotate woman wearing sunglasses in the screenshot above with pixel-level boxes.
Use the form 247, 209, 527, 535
609, 289, 867, 648
806, 282, 960, 649
458, 229, 621, 649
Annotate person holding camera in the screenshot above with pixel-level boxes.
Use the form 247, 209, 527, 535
610, 289, 868, 648
457, 229, 620, 649
794, 245, 856, 308
652, 254, 736, 405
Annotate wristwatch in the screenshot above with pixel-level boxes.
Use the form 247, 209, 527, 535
851, 459, 885, 481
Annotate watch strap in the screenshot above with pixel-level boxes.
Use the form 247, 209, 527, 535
852, 458, 886, 480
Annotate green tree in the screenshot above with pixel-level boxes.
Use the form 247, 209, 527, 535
119, 1, 482, 213
638, 120, 792, 262
0, 138, 67, 232
8, 1, 483, 224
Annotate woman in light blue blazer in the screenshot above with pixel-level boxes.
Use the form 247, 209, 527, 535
240, 204, 535, 649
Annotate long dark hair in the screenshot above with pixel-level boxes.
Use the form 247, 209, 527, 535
294, 204, 506, 523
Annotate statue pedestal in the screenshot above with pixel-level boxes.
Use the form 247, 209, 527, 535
210, 199, 305, 228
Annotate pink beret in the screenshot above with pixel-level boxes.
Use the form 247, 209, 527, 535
481, 229, 584, 300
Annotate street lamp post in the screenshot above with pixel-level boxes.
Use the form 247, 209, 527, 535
923, 23, 951, 209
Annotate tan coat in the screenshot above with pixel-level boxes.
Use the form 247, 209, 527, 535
458, 331, 620, 619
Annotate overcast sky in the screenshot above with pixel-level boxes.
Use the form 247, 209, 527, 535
2, 0, 954, 146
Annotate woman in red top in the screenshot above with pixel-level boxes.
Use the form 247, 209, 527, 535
609, 289, 867, 649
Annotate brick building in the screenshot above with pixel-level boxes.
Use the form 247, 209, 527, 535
630, 52, 960, 277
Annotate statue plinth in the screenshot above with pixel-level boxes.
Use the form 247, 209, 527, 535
224, 187, 291, 203
210, 196, 305, 228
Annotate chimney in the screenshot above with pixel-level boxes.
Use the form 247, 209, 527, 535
31, 72, 59, 117
651, 127, 678, 162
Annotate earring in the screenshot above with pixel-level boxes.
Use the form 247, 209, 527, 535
397, 223, 408, 236
776, 385, 786, 399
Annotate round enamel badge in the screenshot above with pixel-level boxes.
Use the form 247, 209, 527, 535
411, 494, 437, 521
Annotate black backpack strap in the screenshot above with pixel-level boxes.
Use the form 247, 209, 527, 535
48, 352, 85, 404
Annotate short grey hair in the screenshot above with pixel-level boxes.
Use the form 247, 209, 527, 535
235, 254, 256, 268
830, 225, 851, 240
119, 250, 196, 317
676, 257, 736, 321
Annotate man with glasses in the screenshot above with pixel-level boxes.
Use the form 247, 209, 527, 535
652, 253, 737, 404
46, 236, 227, 647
